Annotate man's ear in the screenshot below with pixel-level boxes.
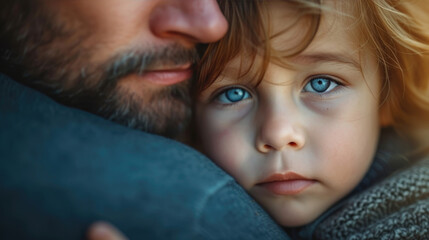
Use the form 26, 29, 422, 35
379, 104, 392, 127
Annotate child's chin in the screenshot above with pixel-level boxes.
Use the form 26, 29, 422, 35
273, 210, 321, 227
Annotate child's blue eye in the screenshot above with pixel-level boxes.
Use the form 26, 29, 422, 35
303, 77, 339, 93
216, 87, 251, 104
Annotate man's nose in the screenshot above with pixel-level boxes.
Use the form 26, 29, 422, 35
255, 109, 306, 153
149, 0, 228, 45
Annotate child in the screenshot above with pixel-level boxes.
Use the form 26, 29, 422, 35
194, 0, 429, 238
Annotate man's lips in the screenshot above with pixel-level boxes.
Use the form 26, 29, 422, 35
257, 172, 316, 195
139, 64, 192, 86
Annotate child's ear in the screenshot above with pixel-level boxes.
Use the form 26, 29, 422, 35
379, 104, 392, 127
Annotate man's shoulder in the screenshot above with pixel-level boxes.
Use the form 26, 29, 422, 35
0, 73, 220, 186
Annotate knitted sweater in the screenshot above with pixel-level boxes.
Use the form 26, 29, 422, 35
314, 157, 429, 239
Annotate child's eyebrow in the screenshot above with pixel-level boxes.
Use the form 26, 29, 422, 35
293, 52, 361, 69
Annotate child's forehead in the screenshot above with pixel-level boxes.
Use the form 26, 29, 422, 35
217, 55, 261, 85
266, 0, 360, 53
259, 0, 365, 69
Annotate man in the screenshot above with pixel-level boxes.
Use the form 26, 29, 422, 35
0, 0, 290, 239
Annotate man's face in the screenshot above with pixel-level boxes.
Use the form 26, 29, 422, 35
2, 0, 227, 138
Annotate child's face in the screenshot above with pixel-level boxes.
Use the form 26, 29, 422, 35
196, 0, 383, 227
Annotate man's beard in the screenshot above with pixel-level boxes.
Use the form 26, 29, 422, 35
0, 2, 198, 138
54, 46, 197, 139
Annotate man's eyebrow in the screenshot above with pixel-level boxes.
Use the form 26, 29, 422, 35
293, 52, 361, 69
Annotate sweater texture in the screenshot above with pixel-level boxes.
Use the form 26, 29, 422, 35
314, 157, 429, 239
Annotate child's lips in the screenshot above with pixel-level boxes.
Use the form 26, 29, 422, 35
257, 172, 316, 195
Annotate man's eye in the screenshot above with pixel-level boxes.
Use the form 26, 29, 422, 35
216, 87, 251, 104
303, 77, 339, 94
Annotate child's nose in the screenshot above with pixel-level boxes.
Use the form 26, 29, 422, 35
149, 0, 228, 45
255, 112, 305, 153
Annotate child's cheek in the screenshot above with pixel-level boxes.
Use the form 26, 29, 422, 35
197, 102, 255, 187
207, 126, 251, 184
200, 118, 252, 188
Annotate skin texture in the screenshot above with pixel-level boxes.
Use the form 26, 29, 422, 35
2, 0, 228, 138
196, 0, 386, 227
